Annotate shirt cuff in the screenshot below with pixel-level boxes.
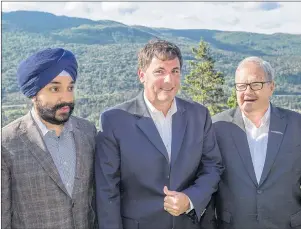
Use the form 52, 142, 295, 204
185, 197, 194, 213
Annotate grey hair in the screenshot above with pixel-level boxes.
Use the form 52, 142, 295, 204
236, 56, 275, 81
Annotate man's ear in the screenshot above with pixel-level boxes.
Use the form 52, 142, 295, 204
270, 81, 275, 93
31, 96, 37, 103
138, 69, 145, 83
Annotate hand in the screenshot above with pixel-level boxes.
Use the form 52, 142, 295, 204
163, 186, 190, 216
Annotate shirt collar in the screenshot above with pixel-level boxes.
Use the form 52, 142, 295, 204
31, 107, 73, 136
143, 91, 177, 116
242, 103, 271, 128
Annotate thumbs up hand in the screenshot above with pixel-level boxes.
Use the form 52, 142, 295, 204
163, 186, 190, 216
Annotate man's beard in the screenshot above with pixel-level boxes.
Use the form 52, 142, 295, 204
36, 99, 75, 125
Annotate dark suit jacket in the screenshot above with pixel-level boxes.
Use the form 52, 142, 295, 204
1, 112, 97, 229
95, 92, 224, 229
208, 105, 301, 229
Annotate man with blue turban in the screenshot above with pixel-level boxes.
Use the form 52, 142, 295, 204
2, 48, 98, 229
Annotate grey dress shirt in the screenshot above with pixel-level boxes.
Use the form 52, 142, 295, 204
31, 108, 76, 196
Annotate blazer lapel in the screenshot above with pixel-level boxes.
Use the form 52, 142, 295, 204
171, 100, 187, 166
71, 119, 85, 197
135, 91, 169, 163
231, 108, 258, 186
259, 106, 287, 186
19, 112, 69, 195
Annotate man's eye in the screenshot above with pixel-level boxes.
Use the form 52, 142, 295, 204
68, 86, 74, 91
50, 87, 59, 92
252, 83, 261, 87
154, 70, 164, 74
172, 69, 180, 74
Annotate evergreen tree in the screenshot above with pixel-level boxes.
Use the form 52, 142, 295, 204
182, 40, 226, 115
227, 88, 238, 109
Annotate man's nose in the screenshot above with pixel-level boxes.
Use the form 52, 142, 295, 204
60, 90, 74, 102
245, 84, 254, 93
164, 74, 171, 83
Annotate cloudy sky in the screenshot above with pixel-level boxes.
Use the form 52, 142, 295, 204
2, 2, 301, 34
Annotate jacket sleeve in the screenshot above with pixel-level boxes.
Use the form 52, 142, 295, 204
1, 146, 12, 229
182, 107, 224, 221
91, 124, 98, 229
95, 112, 122, 229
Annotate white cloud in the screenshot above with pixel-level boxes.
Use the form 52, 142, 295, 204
63, 2, 94, 16
101, 2, 139, 14
2, 2, 65, 14
2, 2, 301, 34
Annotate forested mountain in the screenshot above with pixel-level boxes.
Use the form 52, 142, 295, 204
2, 11, 301, 127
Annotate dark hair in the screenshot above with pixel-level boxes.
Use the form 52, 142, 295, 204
138, 39, 183, 71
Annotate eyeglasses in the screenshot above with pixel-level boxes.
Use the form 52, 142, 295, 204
235, 81, 271, 91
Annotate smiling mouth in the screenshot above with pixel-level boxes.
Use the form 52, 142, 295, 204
161, 88, 173, 92
244, 99, 257, 102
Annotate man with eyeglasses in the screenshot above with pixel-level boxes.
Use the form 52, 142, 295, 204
204, 56, 301, 229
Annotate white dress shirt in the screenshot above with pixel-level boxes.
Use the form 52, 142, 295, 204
143, 93, 195, 213
143, 93, 177, 162
242, 105, 271, 183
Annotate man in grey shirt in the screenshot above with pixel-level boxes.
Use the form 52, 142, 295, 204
31, 107, 77, 197
1, 48, 97, 229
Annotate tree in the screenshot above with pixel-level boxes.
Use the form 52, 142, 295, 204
182, 40, 226, 115
227, 88, 238, 109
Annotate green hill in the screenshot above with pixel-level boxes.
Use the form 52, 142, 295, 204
2, 10, 301, 127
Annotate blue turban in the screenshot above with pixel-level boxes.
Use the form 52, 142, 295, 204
17, 48, 78, 97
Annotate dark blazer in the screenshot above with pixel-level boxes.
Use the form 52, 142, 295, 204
95, 92, 224, 229
209, 105, 301, 229
1, 112, 97, 229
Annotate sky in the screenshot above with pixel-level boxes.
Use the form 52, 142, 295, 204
2, 2, 301, 34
